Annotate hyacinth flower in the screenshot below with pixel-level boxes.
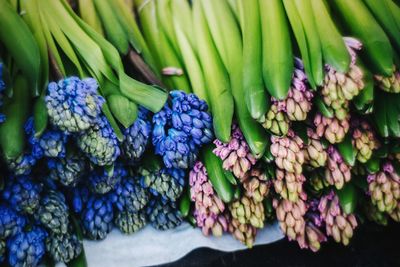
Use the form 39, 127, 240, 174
77, 115, 120, 166
213, 124, 256, 180
351, 119, 380, 163
325, 146, 352, 190
2, 175, 42, 215
258, 59, 313, 136
272, 58, 314, 122
368, 162, 400, 213
189, 161, 228, 237
291, 199, 327, 252
152, 90, 213, 169
270, 130, 304, 174
274, 169, 305, 202
88, 164, 128, 194
321, 38, 365, 120
242, 167, 271, 203
318, 191, 358, 246
140, 166, 185, 202
314, 113, 350, 144
146, 197, 182, 230
303, 128, 328, 168
35, 190, 69, 235
375, 66, 400, 93
228, 217, 258, 248
121, 107, 152, 165
46, 77, 104, 133
25, 117, 68, 159
110, 177, 149, 213
258, 103, 290, 136
0, 205, 26, 240
47, 151, 88, 187
46, 232, 82, 263
114, 211, 147, 235
5, 152, 37, 176
229, 196, 265, 229
6, 227, 47, 267
273, 193, 308, 242
81, 194, 114, 240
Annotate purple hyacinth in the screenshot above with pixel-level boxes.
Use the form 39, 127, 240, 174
46, 77, 104, 133
189, 161, 228, 237
25, 117, 68, 159
213, 124, 256, 180
152, 90, 213, 169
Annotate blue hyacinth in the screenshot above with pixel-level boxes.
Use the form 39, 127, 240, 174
25, 117, 68, 159
70, 187, 90, 214
46, 77, 104, 133
152, 91, 213, 169
2, 176, 42, 214
0, 240, 4, 263
36, 190, 69, 235
0, 205, 26, 239
6, 153, 37, 176
7, 226, 47, 267
81, 194, 114, 240
47, 152, 87, 187
0, 63, 6, 123
146, 197, 182, 230
77, 115, 120, 166
140, 167, 185, 202
88, 164, 128, 194
121, 107, 151, 165
110, 177, 149, 213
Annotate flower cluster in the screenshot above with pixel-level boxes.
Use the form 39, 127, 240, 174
152, 90, 213, 169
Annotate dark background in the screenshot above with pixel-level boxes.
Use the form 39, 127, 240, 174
157, 222, 400, 267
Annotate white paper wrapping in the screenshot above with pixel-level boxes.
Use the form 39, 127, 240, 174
83, 222, 284, 267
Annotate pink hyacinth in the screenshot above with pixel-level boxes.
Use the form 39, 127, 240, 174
318, 191, 358, 246
213, 124, 256, 179
272, 59, 314, 122
189, 161, 228, 237
325, 146, 352, 189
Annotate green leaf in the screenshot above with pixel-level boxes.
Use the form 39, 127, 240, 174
386, 96, 400, 137
178, 188, 191, 218
315, 95, 334, 118
375, 143, 388, 158
373, 92, 389, 137
119, 73, 168, 113
107, 94, 138, 129
33, 96, 48, 138
337, 134, 356, 166
42, 8, 85, 77
104, 163, 115, 177
0, 1, 41, 95
101, 103, 124, 142
336, 183, 357, 214
0, 75, 31, 159
365, 157, 380, 174
353, 62, 374, 112
223, 170, 238, 186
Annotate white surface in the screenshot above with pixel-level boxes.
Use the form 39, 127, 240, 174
83, 222, 284, 267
